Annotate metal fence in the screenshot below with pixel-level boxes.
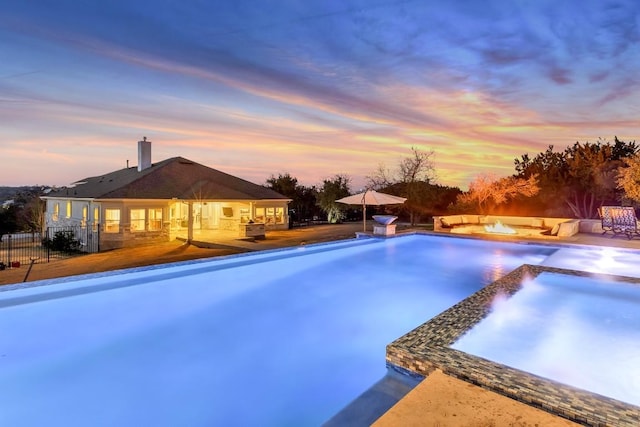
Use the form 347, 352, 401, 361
0, 226, 99, 270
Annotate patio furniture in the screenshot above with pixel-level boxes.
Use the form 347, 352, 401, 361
608, 206, 640, 239
597, 206, 614, 235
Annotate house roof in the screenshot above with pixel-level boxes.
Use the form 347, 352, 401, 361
46, 157, 290, 201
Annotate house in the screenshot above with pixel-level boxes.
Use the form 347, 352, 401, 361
41, 138, 291, 251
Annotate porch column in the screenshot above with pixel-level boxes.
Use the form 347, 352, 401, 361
187, 201, 194, 244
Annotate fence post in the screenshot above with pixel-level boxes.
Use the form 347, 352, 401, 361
7, 234, 11, 268
46, 227, 50, 263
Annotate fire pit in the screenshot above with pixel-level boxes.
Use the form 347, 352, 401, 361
450, 223, 547, 238
484, 220, 516, 235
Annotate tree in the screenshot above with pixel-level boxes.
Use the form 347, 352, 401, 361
265, 173, 298, 197
0, 205, 19, 240
316, 174, 351, 223
514, 137, 638, 218
265, 173, 321, 225
367, 163, 393, 190
20, 197, 45, 233
0, 187, 47, 234
367, 147, 437, 225
452, 173, 540, 214
617, 154, 640, 204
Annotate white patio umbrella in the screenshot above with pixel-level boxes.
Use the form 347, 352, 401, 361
336, 189, 407, 231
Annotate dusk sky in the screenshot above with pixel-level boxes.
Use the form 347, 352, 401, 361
2, 0, 639, 190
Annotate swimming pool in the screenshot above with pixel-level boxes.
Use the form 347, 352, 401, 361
0, 234, 555, 426
452, 272, 640, 406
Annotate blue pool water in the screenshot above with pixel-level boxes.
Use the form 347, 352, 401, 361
452, 272, 640, 406
0, 234, 556, 426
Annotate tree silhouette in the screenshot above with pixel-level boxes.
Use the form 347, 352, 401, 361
514, 137, 638, 218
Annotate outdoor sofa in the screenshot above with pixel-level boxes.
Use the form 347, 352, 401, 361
434, 214, 579, 237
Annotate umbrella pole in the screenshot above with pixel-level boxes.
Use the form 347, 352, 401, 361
363, 203, 366, 231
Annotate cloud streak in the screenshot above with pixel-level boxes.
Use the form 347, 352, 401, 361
1, 0, 638, 189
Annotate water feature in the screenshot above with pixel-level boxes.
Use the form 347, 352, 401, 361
372, 215, 398, 225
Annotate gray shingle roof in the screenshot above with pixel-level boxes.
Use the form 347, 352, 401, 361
46, 157, 289, 201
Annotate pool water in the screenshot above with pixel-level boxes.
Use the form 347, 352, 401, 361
0, 235, 556, 426
452, 272, 640, 406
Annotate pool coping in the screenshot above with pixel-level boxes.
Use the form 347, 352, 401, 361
0, 236, 381, 294
386, 264, 640, 427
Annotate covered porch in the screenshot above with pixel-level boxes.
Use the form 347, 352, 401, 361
168, 200, 288, 243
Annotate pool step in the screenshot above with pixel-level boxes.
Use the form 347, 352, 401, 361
322, 369, 422, 427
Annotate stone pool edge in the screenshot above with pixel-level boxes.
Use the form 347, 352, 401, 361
386, 264, 640, 427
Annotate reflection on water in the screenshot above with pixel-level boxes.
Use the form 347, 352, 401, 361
542, 246, 640, 278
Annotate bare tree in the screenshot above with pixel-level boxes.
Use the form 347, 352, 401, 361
398, 147, 436, 184
367, 163, 393, 190
366, 147, 436, 225
368, 148, 436, 188
21, 197, 45, 233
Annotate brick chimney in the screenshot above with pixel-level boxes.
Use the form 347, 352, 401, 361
138, 137, 152, 172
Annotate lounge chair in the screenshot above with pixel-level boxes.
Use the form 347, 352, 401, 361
609, 206, 640, 239
598, 206, 614, 235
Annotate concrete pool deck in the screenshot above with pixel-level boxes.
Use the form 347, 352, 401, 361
1, 223, 639, 425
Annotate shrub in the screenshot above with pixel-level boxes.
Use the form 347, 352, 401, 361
42, 230, 81, 253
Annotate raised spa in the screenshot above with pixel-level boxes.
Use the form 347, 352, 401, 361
452, 272, 640, 406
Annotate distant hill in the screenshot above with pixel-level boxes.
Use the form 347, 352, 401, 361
0, 186, 52, 203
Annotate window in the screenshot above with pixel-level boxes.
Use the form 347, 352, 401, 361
254, 208, 265, 223
105, 209, 120, 233
266, 207, 275, 224
53, 203, 60, 221
239, 208, 250, 223
257, 206, 285, 225
81, 206, 88, 227
93, 207, 100, 231
130, 209, 145, 232
275, 207, 284, 224
66, 201, 72, 218
149, 208, 162, 231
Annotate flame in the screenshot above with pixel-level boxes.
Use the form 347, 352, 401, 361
484, 220, 517, 235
